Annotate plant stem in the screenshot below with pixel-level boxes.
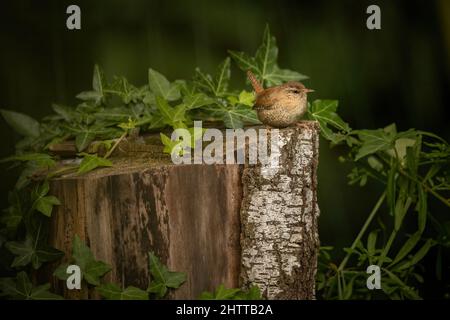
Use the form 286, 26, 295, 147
398, 167, 450, 208
104, 131, 127, 159
378, 229, 397, 268
338, 192, 386, 272
47, 165, 78, 179
378, 154, 450, 208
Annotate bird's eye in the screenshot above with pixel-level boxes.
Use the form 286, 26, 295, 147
289, 89, 300, 94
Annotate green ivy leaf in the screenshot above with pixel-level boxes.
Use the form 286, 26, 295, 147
182, 93, 215, 110
228, 51, 258, 75
34, 195, 61, 217
234, 285, 262, 300
0, 272, 62, 300
52, 104, 77, 122
265, 66, 308, 86
77, 153, 112, 175
147, 251, 186, 299
354, 128, 393, 161
148, 69, 180, 101
237, 90, 255, 106
53, 263, 70, 281
75, 131, 96, 152
160, 133, 181, 155
56, 235, 112, 286
307, 100, 350, 145
198, 284, 261, 300
229, 25, 307, 87
93, 64, 105, 95
97, 283, 149, 300
0, 109, 40, 138
194, 58, 231, 97
83, 260, 113, 286
30, 181, 61, 217
0, 153, 55, 167
255, 25, 278, 84
214, 57, 231, 96
6, 234, 63, 269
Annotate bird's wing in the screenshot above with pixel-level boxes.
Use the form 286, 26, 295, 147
253, 88, 278, 111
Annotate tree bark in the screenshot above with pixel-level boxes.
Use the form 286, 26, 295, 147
49, 164, 242, 299
240, 122, 320, 299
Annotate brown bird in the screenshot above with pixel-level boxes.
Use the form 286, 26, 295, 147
247, 70, 314, 128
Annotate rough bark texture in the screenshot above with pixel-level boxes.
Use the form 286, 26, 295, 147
48, 164, 242, 299
46, 121, 320, 299
240, 122, 320, 299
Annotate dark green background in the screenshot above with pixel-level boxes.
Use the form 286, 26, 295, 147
1, 0, 449, 296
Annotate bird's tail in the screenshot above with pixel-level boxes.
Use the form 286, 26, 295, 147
247, 70, 264, 94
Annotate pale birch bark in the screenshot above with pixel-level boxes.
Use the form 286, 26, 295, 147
240, 121, 320, 299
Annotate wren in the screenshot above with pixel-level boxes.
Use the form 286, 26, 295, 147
247, 70, 314, 128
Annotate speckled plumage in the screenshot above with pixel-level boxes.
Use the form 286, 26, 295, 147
247, 71, 312, 128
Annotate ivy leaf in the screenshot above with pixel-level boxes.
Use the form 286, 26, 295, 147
71, 234, 94, 270
307, 100, 350, 145
194, 58, 231, 97
76, 91, 103, 103
75, 65, 106, 105
214, 57, 231, 96
34, 195, 61, 217
147, 282, 167, 298
6, 234, 64, 269
199, 284, 241, 300
31, 181, 61, 217
60, 235, 112, 286
308, 100, 350, 132
77, 153, 112, 175
215, 104, 260, 129
84, 260, 113, 286
182, 93, 215, 110
237, 90, 255, 107
160, 133, 182, 155
234, 285, 262, 300
97, 283, 149, 300
228, 51, 258, 74
148, 69, 180, 101
53, 263, 70, 281
92, 64, 105, 96
29, 283, 64, 300
155, 96, 176, 127
214, 284, 241, 299
255, 25, 278, 85
221, 110, 243, 129
0, 272, 62, 300
52, 104, 77, 122
354, 128, 394, 161
1, 192, 23, 233
147, 251, 186, 299
0, 153, 56, 168
0, 109, 40, 138
229, 25, 307, 87
75, 131, 96, 152
265, 66, 308, 86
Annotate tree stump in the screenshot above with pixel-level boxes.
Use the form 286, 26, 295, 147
48, 121, 320, 299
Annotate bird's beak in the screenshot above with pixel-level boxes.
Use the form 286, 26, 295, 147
304, 88, 315, 93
